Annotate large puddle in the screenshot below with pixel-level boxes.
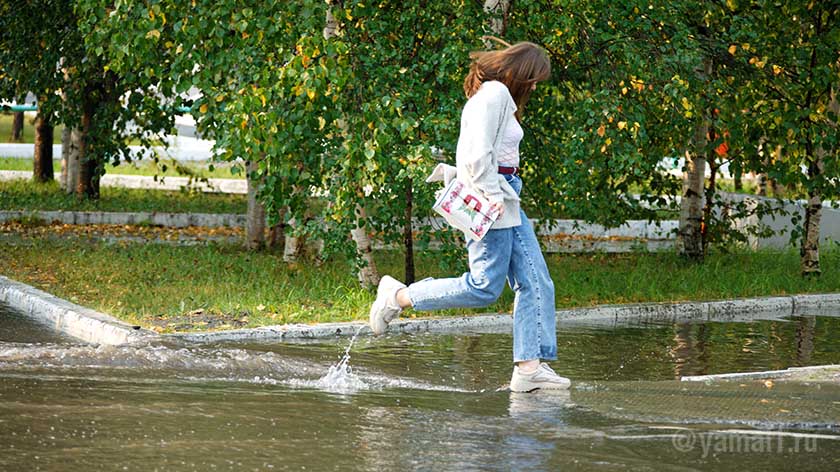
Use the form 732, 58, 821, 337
2, 302, 840, 470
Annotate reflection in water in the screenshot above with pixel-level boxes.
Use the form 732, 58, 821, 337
694, 324, 711, 375
505, 391, 572, 471
669, 322, 712, 378
508, 389, 572, 420
796, 316, 816, 366
452, 335, 496, 389
670, 322, 694, 379
667, 316, 826, 380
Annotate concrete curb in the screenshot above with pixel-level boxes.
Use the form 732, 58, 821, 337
0, 276, 157, 346
170, 293, 840, 344
3, 274, 840, 345
169, 314, 517, 344
792, 293, 840, 314
551, 296, 796, 327
681, 364, 840, 382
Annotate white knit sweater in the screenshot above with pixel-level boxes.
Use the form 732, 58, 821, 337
426, 81, 522, 230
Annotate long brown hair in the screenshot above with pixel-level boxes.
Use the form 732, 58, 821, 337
463, 39, 551, 120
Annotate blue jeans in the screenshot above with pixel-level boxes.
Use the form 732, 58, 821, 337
407, 175, 557, 362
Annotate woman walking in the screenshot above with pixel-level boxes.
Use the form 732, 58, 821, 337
369, 40, 569, 393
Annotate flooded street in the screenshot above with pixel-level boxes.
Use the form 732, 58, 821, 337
2, 302, 840, 470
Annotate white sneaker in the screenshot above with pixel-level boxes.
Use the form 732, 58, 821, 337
368, 275, 406, 336
510, 363, 571, 392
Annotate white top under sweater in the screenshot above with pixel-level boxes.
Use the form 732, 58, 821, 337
497, 116, 523, 167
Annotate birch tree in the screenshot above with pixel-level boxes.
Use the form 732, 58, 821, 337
484, 0, 511, 39
677, 118, 708, 259
269, 0, 486, 285
245, 159, 267, 249
10, 111, 23, 142
32, 112, 54, 182
2, 1, 177, 198
726, 0, 840, 276
70, 0, 840, 282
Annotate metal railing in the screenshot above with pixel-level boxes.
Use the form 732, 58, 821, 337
1, 104, 192, 113
1, 104, 37, 112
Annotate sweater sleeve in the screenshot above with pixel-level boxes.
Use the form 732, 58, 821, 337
458, 85, 507, 203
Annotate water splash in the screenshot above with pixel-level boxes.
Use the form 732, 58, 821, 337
0, 342, 316, 376
316, 325, 368, 393
0, 337, 471, 393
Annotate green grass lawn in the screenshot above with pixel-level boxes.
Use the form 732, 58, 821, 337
0, 112, 64, 144
0, 157, 245, 180
0, 178, 246, 214
1, 234, 838, 332
1, 112, 166, 146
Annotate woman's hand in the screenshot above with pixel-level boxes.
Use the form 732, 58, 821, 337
490, 201, 505, 218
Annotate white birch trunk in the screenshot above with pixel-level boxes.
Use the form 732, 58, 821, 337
267, 207, 287, 249
323, 7, 338, 39
352, 206, 380, 288
757, 175, 767, 196
64, 128, 82, 195
483, 0, 511, 37
245, 160, 266, 249
677, 131, 707, 259
770, 144, 785, 197
59, 60, 80, 194
677, 59, 711, 260
60, 127, 70, 190
757, 138, 768, 197
283, 217, 304, 262
800, 179, 822, 276
800, 87, 837, 276
324, 3, 379, 287
279, 5, 336, 264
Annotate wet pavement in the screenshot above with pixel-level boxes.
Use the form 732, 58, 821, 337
2, 302, 840, 470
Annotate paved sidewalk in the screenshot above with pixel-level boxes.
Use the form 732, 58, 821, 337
0, 135, 214, 161
0, 170, 246, 194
